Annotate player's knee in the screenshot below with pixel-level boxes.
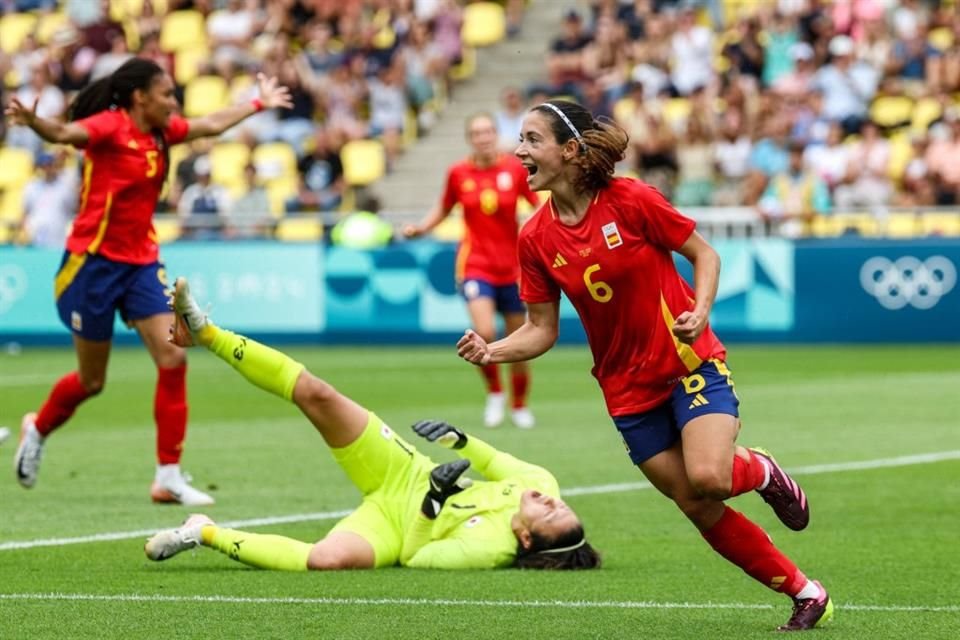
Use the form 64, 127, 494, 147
80, 375, 106, 396
686, 466, 732, 500
294, 374, 340, 409
307, 545, 362, 570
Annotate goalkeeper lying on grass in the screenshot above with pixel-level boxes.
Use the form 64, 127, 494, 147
145, 278, 599, 571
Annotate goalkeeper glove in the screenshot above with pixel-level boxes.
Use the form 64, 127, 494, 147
411, 419, 468, 450
421, 459, 472, 519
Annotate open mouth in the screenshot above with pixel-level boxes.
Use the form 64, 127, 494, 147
523, 163, 538, 176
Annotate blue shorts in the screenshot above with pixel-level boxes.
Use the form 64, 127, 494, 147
613, 360, 740, 465
54, 251, 171, 341
461, 278, 525, 314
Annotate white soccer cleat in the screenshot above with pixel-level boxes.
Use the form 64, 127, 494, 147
170, 277, 210, 347
14, 412, 44, 488
0, 426, 10, 446
483, 392, 505, 428
145, 513, 214, 561
150, 464, 216, 506
511, 407, 536, 430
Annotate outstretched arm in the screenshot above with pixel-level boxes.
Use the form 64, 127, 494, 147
4, 97, 89, 146
185, 73, 292, 140
457, 300, 559, 365
402, 200, 452, 238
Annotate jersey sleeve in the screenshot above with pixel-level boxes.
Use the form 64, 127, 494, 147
402, 517, 514, 569
632, 181, 696, 251
518, 231, 560, 304
440, 166, 459, 211
74, 110, 119, 148
456, 434, 557, 489
164, 115, 190, 145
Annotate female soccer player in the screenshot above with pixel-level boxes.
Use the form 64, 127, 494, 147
456, 101, 833, 631
144, 278, 599, 571
5, 58, 292, 505
403, 113, 540, 430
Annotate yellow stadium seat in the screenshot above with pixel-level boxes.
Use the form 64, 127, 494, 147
869, 96, 914, 129
0, 12, 38, 54
403, 108, 418, 148
0, 222, 12, 244
612, 97, 635, 125
887, 131, 913, 181
274, 216, 324, 242
929, 26, 954, 53
265, 181, 296, 217
0, 185, 25, 224
449, 46, 476, 82
663, 98, 692, 130
807, 215, 844, 238
340, 139, 386, 187
911, 97, 943, 133
432, 213, 465, 242
160, 10, 207, 53
151, 216, 181, 244
183, 75, 228, 117
111, 0, 167, 20
919, 212, 960, 237
461, 2, 506, 48
833, 213, 881, 237
209, 142, 251, 193
174, 45, 211, 86
252, 142, 298, 183
0, 147, 34, 189
160, 143, 191, 201
884, 213, 919, 238
36, 12, 68, 45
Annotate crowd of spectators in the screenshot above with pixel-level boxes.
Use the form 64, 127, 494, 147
0, 0, 488, 244
522, 0, 960, 234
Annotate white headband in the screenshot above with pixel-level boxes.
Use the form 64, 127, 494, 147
538, 538, 586, 554
538, 102, 583, 143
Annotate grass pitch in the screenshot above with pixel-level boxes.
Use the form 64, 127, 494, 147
1, 343, 958, 639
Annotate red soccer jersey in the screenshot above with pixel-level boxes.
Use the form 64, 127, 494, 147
442, 154, 539, 285
518, 177, 727, 416
67, 109, 190, 264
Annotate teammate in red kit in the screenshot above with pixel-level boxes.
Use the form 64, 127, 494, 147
4, 58, 292, 504
405, 113, 540, 429
457, 101, 833, 632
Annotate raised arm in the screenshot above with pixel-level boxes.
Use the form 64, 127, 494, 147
4, 97, 89, 146
402, 199, 452, 239
184, 73, 292, 141
457, 300, 559, 365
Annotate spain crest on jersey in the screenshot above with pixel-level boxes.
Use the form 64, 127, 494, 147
602, 222, 623, 249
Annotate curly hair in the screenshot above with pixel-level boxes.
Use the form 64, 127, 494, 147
531, 100, 628, 194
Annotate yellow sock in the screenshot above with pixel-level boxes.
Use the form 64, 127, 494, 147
205, 326, 305, 401
201, 525, 311, 571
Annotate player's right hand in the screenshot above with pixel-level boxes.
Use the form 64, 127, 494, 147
457, 329, 492, 365
401, 224, 420, 239
4, 96, 38, 126
412, 419, 467, 450
422, 459, 472, 519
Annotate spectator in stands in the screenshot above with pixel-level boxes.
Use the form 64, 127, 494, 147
712, 111, 753, 206
19, 150, 77, 249
178, 155, 229, 239
812, 35, 879, 135
629, 11, 671, 100
804, 121, 852, 195
743, 116, 791, 205
670, 6, 713, 96
46, 26, 95, 94
617, 82, 676, 197
896, 132, 935, 207
226, 163, 274, 239
674, 112, 716, 207
761, 12, 800, 89
773, 42, 816, 98
274, 59, 318, 157
90, 30, 133, 81
722, 16, 764, 82
925, 118, 960, 206
287, 127, 345, 213
544, 9, 592, 100
758, 140, 831, 237
494, 86, 526, 153
582, 13, 630, 104
834, 120, 892, 212
886, 20, 939, 95
366, 61, 409, 169
79, 0, 126, 54
206, 0, 260, 66
401, 19, 448, 132
7, 60, 65, 156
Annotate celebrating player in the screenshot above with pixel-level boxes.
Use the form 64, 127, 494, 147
404, 113, 540, 429
457, 100, 833, 631
5, 58, 292, 504
144, 278, 599, 571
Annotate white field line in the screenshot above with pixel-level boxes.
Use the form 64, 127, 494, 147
0, 593, 956, 613
1, 450, 959, 553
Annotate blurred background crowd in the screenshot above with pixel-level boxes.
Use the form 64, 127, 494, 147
2, 0, 960, 246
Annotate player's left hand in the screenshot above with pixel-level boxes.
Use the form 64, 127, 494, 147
672, 310, 706, 344
421, 459, 472, 519
412, 419, 467, 450
255, 73, 293, 110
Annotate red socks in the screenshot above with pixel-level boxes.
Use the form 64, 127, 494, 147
35, 372, 94, 436
480, 363, 502, 394
510, 371, 529, 409
155, 365, 187, 465
730, 449, 767, 496
702, 507, 807, 596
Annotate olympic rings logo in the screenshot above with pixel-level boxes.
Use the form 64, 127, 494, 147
0, 265, 28, 315
859, 256, 957, 310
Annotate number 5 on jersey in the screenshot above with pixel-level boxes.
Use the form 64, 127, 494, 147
583, 264, 613, 303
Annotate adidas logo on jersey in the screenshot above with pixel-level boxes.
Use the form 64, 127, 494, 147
552, 253, 568, 268
688, 393, 709, 409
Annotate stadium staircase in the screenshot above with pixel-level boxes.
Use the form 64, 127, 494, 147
376, 1, 559, 224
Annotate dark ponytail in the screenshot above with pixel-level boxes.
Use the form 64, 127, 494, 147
514, 525, 601, 571
532, 100, 629, 193
68, 58, 171, 181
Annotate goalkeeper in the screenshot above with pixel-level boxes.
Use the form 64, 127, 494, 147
145, 278, 600, 571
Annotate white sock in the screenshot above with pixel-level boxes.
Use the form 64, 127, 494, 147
794, 580, 821, 600
155, 463, 182, 484
756, 456, 771, 491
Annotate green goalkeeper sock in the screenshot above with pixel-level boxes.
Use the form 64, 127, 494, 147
205, 326, 305, 402
201, 525, 311, 571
